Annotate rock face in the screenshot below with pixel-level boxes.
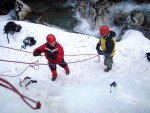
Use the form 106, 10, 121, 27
114, 10, 147, 30
0, 0, 31, 20
125, 10, 146, 28
76, 0, 150, 40
115, 10, 150, 41
15, 0, 31, 20
0, 0, 16, 15
134, 0, 150, 3
22, 0, 76, 30
76, 0, 115, 30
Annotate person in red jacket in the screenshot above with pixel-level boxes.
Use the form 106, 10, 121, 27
33, 34, 70, 81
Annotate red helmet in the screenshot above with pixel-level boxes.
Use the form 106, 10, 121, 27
46, 34, 56, 43
100, 25, 110, 35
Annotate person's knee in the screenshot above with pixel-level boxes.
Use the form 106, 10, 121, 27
104, 60, 112, 68
59, 59, 67, 68
48, 63, 56, 70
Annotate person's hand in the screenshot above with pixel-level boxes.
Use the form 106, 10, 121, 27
33, 49, 41, 56
97, 50, 102, 55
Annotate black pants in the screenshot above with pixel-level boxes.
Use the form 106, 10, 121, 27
48, 59, 67, 71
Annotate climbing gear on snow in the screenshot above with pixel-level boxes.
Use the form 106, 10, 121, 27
110, 81, 117, 93
4, 21, 22, 43
21, 37, 36, 49
20, 76, 37, 90
19, 76, 31, 87
25, 80, 37, 90
146, 52, 150, 61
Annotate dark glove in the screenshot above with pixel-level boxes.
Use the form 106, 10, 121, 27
97, 50, 102, 55
33, 49, 41, 56
96, 43, 100, 51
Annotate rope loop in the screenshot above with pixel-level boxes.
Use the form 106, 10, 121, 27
0, 77, 41, 110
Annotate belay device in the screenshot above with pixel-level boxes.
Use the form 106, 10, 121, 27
21, 37, 36, 49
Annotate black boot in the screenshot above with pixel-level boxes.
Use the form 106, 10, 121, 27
66, 69, 70, 75
104, 68, 111, 72
51, 75, 57, 81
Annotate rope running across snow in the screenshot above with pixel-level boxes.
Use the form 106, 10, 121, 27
0, 45, 99, 77
0, 45, 97, 56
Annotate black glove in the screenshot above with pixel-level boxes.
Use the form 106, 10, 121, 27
97, 50, 102, 55
33, 49, 41, 56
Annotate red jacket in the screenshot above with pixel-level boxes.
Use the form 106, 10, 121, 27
33, 42, 64, 63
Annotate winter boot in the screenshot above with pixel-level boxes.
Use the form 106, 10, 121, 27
104, 67, 111, 72
51, 70, 57, 81
64, 65, 70, 75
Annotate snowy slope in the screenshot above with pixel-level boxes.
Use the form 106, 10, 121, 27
0, 19, 150, 113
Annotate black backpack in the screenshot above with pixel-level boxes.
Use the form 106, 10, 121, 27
4, 21, 22, 43
21, 37, 36, 49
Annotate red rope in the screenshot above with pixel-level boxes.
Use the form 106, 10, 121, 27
0, 77, 41, 110
0, 45, 32, 54
0, 45, 97, 56
0, 55, 98, 65
0, 56, 42, 77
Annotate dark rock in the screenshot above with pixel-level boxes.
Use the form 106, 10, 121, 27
0, 0, 16, 15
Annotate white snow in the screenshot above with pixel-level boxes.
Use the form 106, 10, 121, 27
0, 11, 150, 113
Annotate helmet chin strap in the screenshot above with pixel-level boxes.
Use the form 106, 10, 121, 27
102, 33, 110, 39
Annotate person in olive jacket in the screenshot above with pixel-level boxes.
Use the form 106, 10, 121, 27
33, 34, 70, 81
96, 25, 116, 72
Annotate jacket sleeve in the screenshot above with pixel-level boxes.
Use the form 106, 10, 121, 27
33, 43, 46, 54
96, 39, 101, 51
55, 43, 64, 63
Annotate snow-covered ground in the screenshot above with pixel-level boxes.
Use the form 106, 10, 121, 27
0, 11, 150, 113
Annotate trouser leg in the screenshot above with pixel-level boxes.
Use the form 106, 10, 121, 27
48, 62, 57, 77
58, 59, 70, 75
104, 55, 113, 69
58, 59, 67, 68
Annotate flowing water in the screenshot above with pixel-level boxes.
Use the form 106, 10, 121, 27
24, 0, 150, 37
73, 1, 150, 37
